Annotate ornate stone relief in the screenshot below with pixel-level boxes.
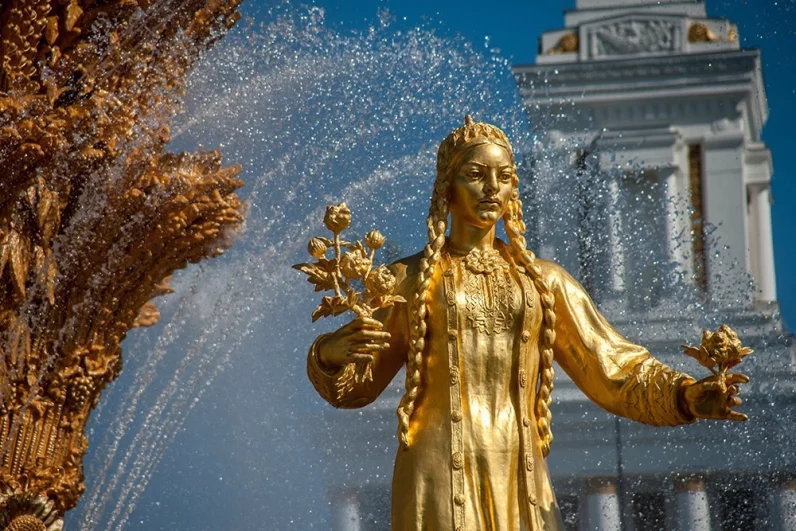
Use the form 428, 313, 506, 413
591, 19, 680, 58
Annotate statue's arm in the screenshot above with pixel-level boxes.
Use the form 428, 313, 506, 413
544, 262, 696, 426
306, 264, 410, 409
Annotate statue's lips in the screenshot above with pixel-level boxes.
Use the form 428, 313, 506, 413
479, 199, 501, 209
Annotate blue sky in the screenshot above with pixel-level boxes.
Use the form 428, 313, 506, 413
272, 0, 795, 329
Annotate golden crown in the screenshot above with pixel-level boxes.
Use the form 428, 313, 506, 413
436, 115, 515, 175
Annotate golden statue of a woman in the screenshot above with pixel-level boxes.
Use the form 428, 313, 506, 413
305, 117, 747, 530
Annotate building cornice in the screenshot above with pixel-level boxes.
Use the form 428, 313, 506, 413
515, 49, 758, 84
514, 50, 768, 139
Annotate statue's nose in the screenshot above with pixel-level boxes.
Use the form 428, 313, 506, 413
483, 172, 499, 193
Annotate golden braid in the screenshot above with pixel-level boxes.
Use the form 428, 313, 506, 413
396, 182, 448, 448
503, 191, 557, 457
398, 115, 554, 452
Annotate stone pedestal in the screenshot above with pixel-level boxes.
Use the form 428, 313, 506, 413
675, 476, 711, 531
585, 477, 621, 531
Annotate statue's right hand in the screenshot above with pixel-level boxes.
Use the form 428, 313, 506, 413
317, 317, 391, 371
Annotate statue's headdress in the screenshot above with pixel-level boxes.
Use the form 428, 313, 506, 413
436, 115, 515, 177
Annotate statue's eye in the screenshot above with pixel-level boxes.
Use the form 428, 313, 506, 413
500, 172, 512, 182
467, 170, 482, 179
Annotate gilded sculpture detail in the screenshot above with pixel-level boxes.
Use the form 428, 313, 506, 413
295, 203, 405, 384
0, 0, 244, 527
457, 250, 516, 336
301, 116, 751, 530
546, 32, 579, 55
688, 22, 739, 44
682, 324, 753, 397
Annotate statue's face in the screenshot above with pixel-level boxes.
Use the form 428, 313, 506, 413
449, 143, 514, 229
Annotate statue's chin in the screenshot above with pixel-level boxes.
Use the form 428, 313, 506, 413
477, 211, 502, 226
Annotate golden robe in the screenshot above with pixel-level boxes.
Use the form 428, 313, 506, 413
307, 241, 695, 531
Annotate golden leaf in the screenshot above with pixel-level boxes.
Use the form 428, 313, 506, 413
681, 344, 717, 371
85, 352, 115, 378
7, 230, 29, 298
345, 288, 359, 307
152, 277, 175, 297
0, 236, 9, 279
293, 262, 335, 292
45, 16, 59, 45
37, 186, 54, 231
45, 256, 57, 305
132, 301, 160, 328
725, 346, 754, 370
65, 1, 84, 32
311, 296, 348, 322
29, 398, 53, 420
8, 322, 31, 368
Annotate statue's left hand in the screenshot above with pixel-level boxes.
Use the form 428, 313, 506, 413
679, 373, 749, 421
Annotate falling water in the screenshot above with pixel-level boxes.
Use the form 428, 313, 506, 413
64, 2, 792, 530
67, 3, 535, 529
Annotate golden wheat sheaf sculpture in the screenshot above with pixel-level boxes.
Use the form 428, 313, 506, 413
0, 0, 245, 527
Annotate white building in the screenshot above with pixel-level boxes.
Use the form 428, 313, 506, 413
317, 1, 796, 529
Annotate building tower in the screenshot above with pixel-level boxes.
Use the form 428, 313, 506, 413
513, 1, 795, 530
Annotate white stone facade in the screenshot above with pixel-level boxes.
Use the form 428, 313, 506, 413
511, 1, 795, 529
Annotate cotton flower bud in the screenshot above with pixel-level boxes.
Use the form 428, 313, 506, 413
308, 238, 327, 258
365, 265, 397, 296
365, 230, 386, 250
340, 249, 371, 279
323, 203, 351, 233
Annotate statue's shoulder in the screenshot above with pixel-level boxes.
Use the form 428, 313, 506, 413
534, 258, 594, 300
534, 257, 576, 288
388, 251, 424, 289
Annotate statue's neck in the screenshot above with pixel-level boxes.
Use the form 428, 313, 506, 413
447, 221, 497, 253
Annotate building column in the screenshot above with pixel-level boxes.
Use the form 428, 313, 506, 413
662, 168, 687, 269
606, 177, 625, 293
332, 491, 361, 531
751, 183, 777, 301
777, 477, 796, 531
585, 477, 621, 531
675, 476, 711, 531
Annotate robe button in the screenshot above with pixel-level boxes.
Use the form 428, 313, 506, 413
448, 329, 458, 341
452, 452, 464, 470
450, 368, 459, 386
521, 330, 531, 343
526, 293, 534, 308
446, 291, 456, 305
519, 370, 528, 388
454, 494, 465, 506
451, 410, 462, 422
525, 453, 534, 472
444, 269, 454, 277
517, 266, 525, 274
529, 494, 538, 505
523, 417, 531, 427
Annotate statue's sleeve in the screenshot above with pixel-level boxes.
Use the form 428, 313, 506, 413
306, 264, 410, 409
547, 262, 696, 426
